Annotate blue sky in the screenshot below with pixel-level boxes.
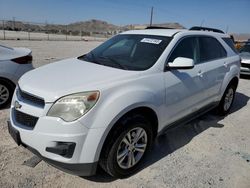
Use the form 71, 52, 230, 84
0, 0, 249, 33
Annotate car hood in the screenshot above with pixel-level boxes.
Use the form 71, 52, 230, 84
0, 45, 31, 61
18, 58, 141, 102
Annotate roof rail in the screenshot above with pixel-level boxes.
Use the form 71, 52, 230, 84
145, 26, 176, 29
189, 26, 224, 34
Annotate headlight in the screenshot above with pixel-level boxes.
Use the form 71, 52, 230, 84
47, 91, 99, 122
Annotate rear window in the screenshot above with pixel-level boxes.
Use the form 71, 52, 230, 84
222, 38, 238, 54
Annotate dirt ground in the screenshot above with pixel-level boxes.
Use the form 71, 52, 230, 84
0, 40, 250, 188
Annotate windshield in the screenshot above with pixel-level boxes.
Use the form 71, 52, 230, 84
240, 44, 250, 54
79, 34, 172, 70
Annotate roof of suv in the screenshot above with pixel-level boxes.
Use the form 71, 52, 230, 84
122, 29, 229, 38
122, 29, 183, 37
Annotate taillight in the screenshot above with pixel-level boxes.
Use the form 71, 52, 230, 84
12, 55, 32, 64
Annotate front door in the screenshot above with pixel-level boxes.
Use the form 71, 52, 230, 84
163, 36, 209, 127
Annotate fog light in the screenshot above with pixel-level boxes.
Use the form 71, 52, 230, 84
46, 142, 76, 158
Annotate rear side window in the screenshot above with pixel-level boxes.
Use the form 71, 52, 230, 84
222, 37, 238, 54
199, 37, 227, 63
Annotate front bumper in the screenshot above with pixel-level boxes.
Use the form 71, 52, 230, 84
240, 67, 250, 75
7, 120, 98, 176
240, 61, 250, 75
8, 85, 109, 176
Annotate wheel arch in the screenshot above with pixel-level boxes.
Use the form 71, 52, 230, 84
0, 76, 16, 86
0, 77, 16, 89
96, 106, 159, 162
228, 76, 239, 88
222, 76, 239, 97
219, 71, 239, 100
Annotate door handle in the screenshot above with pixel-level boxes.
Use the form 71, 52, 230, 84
197, 70, 204, 78
224, 62, 228, 68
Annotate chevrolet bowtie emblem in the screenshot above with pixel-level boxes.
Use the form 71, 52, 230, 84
14, 101, 22, 109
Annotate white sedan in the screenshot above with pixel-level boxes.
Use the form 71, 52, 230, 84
0, 45, 34, 108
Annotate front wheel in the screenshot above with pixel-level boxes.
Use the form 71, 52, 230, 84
99, 115, 153, 178
0, 80, 15, 109
216, 84, 236, 115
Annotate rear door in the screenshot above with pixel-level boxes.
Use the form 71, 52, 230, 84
197, 36, 228, 103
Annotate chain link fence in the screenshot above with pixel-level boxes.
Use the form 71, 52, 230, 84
0, 19, 119, 41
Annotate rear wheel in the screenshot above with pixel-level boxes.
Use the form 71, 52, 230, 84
217, 83, 236, 115
0, 80, 15, 109
99, 114, 153, 178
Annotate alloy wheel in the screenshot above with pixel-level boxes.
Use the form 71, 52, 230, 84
116, 127, 148, 169
0, 84, 10, 105
224, 88, 234, 111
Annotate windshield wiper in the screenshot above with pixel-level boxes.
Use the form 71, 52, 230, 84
80, 53, 127, 69
81, 52, 105, 66
98, 56, 128, 70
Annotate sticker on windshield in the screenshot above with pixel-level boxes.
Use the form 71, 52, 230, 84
141, 38, 162, 44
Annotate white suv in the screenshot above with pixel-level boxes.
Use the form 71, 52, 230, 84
8, 27, 240, 178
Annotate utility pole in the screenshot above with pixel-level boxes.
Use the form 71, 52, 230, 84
28, 29, 30, 40
66, 25, 68, 41
3, 20, 6, 40
45, 20, 49, 40
13, 17, 15, 30
200, 19, 205, 27
150, 6, 154, 26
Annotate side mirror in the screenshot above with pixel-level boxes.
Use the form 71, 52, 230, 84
167, 57, 194, 69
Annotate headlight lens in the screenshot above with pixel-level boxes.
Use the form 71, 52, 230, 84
47, 91, 99, 122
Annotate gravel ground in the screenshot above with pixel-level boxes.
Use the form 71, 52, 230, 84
0, 40, 250, 188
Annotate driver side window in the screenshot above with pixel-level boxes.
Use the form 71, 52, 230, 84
168, 37, 199, 63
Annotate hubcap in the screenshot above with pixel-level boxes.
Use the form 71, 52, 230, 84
0, 84, 9, 105
116, 127, 147, 169
224, 88, 234, 111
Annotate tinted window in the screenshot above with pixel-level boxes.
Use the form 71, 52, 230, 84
240, 44, 250, 53
168, 37, 199, 63
199, 37, 227, 63
222, 37, 238, 54
80, 34, 172, 71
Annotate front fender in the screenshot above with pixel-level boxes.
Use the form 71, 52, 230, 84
79, 86, 164, 163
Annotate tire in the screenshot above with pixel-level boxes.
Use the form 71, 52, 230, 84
216, 83, 236, 115
0, 79, 15, 109
99, 114, 154, 178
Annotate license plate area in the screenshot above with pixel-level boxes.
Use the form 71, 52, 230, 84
7, 121, 21, 146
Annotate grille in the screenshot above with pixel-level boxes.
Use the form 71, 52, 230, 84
241, 63, 250, 69
17, 88, 45, 107
14, 109, 38, 129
